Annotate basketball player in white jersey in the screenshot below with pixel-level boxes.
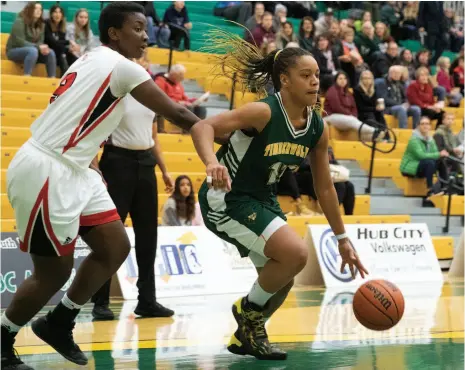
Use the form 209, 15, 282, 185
1, 3, 201, 369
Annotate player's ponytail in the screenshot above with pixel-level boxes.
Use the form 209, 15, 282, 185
201, 25, 311, 97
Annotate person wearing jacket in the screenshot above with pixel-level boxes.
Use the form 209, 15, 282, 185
371, 41, 401, 79
418, 1, 447, 65
407, 67, 444, 128
323, 71, 381, 141
355, 21, 380, 66
246, 12, 275, 49
436, 56, 463, 107
163, 1, 192, 50
434, 112, 463, 174
44, 4, 69, 76
312, 33, 340, 93
7, 2, 56, 77
400, 116, 449, 206
354, 70, 388, 135
375, 66, 421, 128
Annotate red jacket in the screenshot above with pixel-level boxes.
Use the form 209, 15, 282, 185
154, 74, 195, 103
406, 80, 434, 108
323, 85, 358, 117
453, 65, 464, 86
436, 69, 453, 93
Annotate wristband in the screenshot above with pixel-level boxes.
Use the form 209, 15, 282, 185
335, 233, 348, 241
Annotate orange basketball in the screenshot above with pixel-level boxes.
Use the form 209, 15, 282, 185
353, 279, 405, 331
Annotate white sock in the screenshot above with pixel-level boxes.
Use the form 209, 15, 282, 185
247, 280, 275, 307
1, 313, 22, 333
61, 293, 84, 310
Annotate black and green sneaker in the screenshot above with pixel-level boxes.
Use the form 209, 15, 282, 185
227, 297, 287, 360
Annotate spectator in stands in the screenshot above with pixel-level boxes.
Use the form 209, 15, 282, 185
213, 1, 252, 26
273, 4, 287, 32
44, 4, 69, 76
154, 64, 207, 132
400, 49, 416, 82
434, 112, 463, 174
276, 169, 314, 216
376, 65, 421, 129
436, 57, 463, 107
450, 46, 464, 75
354, 70, 388, 135
363, 2, 381, 23
374, 22, 392, 53
339, 26, 365, 86
275, 21, 298, 49
246, 12, 275, 50
163, 1, 192, 50
453, 57, 464, 95
6, 2, 57, 78
355, 21, 380, 66
161, 175, 203, 226
314, 8, 334, 38
372, 41, 400, 79
418, 1, 446, 65
329, 20, 344, 59
407, 67, 445, 128
245, 2, 264, 32
135, 1, 170, 48
380, 1, 401, 29
400, 1, 419, 40
66, 9, 95, 66
298, 16, 315, 52
444, 8, 464, 53
354, 11, 372, 32
312, 33, 340, 93
400, 116, 449, 205
324, 71, 383, 141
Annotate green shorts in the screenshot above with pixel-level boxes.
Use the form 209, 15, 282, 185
198, 183, 287, 267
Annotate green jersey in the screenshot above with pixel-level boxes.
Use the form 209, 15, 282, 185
198, 92, 324, 259
215, 92, 324, 202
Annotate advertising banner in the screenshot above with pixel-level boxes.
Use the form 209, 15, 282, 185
1, 233, 90, 308
297, 224, 443, 288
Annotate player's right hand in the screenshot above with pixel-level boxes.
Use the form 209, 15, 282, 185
338, 239, 369, 280
206, 162, 231, 191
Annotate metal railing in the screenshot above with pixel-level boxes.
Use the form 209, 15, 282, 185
358, 122, 397, 194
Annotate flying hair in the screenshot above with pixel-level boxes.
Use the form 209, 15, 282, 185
200, 22, 312, 97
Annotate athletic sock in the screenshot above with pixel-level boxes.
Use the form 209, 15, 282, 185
48, 293, 83, 325
247, 279, 275, 308
1, 313, 22, 339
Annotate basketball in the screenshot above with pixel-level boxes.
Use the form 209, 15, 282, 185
353, 280, 405, 331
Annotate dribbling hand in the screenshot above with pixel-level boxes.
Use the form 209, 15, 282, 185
206, 162, 231, 191
338, 238, 369, 279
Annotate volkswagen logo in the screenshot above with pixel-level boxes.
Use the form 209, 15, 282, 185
319, 229, 356, 282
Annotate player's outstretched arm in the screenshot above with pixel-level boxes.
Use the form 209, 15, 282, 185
190, 102, 270, 191
131, 79, 200, 132
309, 123, 368, 279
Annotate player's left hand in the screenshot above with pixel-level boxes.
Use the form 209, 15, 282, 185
163, 172, 174, 193
338, 238, 369, 280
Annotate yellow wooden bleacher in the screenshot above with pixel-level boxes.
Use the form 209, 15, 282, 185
430, 194, 465, 216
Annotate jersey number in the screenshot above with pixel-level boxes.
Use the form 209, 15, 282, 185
50, 72, 77, 104
267, 163, 298, 185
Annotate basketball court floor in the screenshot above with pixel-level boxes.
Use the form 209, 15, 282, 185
10, 278, 464, 370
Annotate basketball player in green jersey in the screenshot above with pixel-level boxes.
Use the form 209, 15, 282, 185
191, 34, 369, 360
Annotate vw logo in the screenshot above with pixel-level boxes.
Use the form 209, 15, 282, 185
319, 229, 356, 282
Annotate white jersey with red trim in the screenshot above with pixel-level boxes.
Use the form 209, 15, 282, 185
30, 46, 151, 170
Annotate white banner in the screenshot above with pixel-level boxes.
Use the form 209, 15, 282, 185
116, 227, 257, 299
301, 224, 443, 288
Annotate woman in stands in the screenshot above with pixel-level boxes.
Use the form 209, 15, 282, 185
66, 8, 95, 67
400, 49, 416, 82
6, 2, 57, 78
311, 33, 340, 93
44, 4, 70, 76
436, 57, 463, 107
161, 175, 203, 226
193, 30, 368, 360
324, 71, 384, 142
354, 70, 388, 139
298, 16, 315, 52
400, 116, 449, 206
275, 21, 298, 49
407, 67, 445, 128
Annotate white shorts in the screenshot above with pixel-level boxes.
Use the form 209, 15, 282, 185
7, 139, 120, 257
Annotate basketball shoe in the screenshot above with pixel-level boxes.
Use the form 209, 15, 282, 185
227, 297, 287, 360
1, 326, 34, 370
31, 313, 87, 365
